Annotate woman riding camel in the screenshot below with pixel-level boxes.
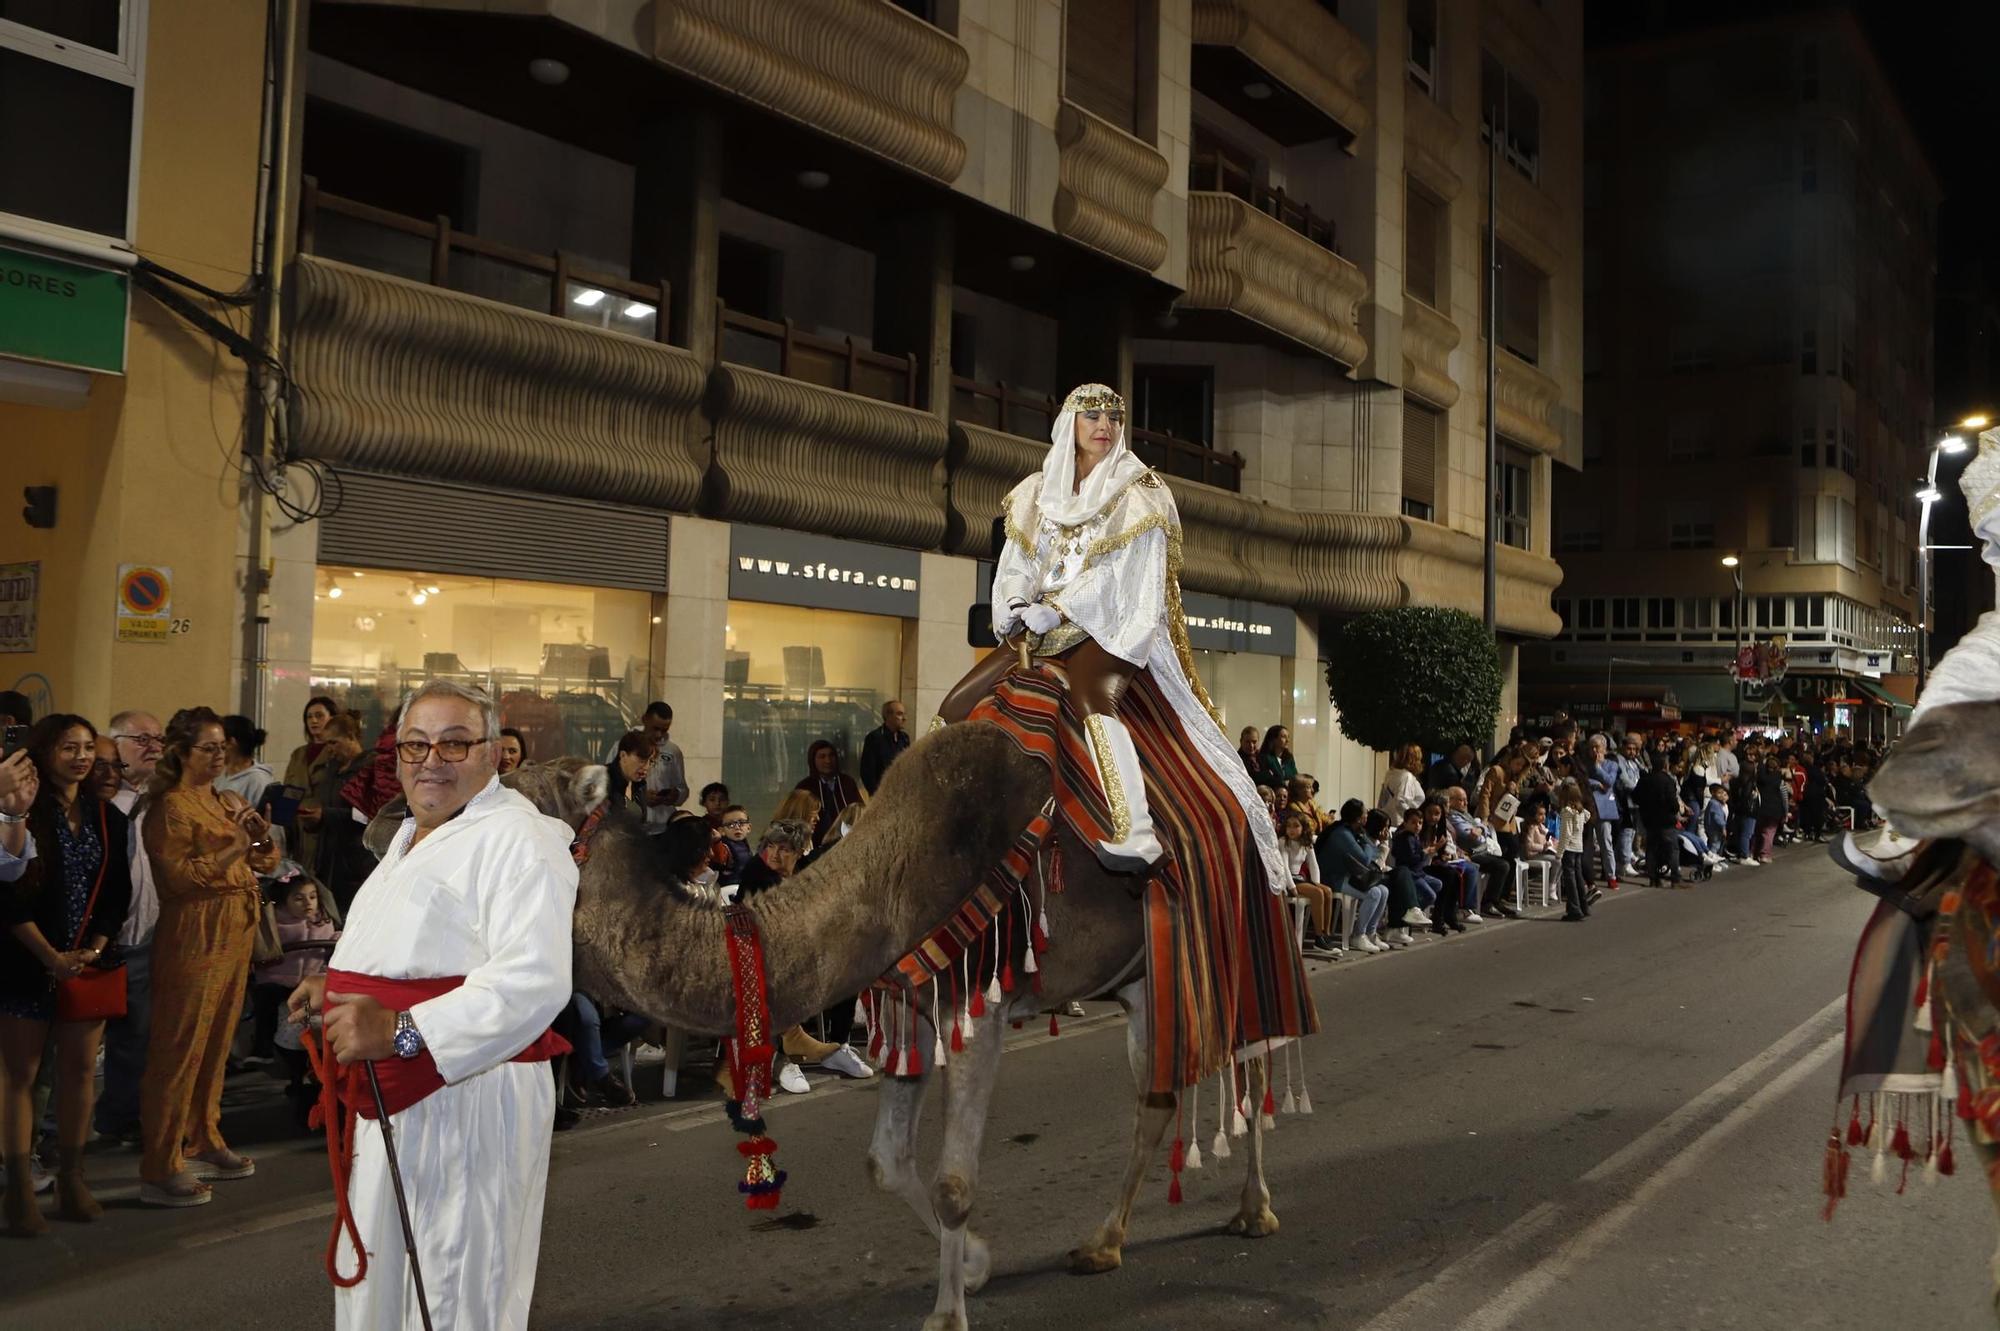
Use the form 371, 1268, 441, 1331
939, 382, 1285, 891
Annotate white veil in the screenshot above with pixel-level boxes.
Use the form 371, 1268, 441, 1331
1039, 385, 1146, 527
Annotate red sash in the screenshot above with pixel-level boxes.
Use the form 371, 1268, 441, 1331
321, 969, 571, 1119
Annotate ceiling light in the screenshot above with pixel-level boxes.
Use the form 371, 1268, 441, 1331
327, 586, 343, 599
528, 57, 570, 86
411, 591, 429, 606
425, 585, 440, 595
1938, 434, 1968, 454
650, 615, 662, 625
351, 571, 364, 577
1720, 555, 1740, 567
796, 169, 831, 190
623, 302, 655, 319
1008, 254, 1036, 272
1243, 81, 1273, 100
571, 288, 606, 308
1916, 485, 1942, 504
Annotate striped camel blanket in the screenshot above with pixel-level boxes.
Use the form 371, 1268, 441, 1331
869, 662, 1316, 1096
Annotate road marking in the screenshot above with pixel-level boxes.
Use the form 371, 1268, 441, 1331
1360, 993, 1846, 1331
179, 1198, 336, 1249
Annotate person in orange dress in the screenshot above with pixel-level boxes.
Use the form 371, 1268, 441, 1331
137, 706, 280, 1207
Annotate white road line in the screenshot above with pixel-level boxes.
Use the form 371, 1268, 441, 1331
179, 1198, 336, 1249
1360, 993, 1846, 1331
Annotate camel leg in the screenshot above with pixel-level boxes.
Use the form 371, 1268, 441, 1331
867, 1060, 938, 1241
1966, 1133, 2000, 1326
1226, 1053, 1280, 1238
922, 1006, 1006, 1331
1068, 980, 1174, 1275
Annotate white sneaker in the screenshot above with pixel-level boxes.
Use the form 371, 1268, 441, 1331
1063, 1001, 1087, 1018
1463, 911, 1484, 923
1354, 936, 1385, 954
777, 1063, 812, 1094
820, 1045, 874, 1079
1392, 927, 1413, 947
629, 1042, 668, 1067
1401, 908, 1431, 926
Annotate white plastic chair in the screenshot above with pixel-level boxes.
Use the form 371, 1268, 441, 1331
618, 1026, 688, 1100
1514, 858, 1558, 911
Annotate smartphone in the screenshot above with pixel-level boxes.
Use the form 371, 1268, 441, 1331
1, 724, 25, 759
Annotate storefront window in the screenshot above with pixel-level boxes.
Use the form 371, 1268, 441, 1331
311, 565, 654, 761
724, 601, 903, 825
1191, 650, 1284, 744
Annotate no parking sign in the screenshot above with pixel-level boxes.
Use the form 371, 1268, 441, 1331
116, 564, 172, 643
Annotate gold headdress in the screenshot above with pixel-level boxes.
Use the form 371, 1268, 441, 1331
1063, 383, 1125, 414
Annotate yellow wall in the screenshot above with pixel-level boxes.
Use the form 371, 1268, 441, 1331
0, 2, 268, 724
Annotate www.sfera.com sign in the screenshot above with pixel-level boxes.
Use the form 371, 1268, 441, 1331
728, 526, 921, 617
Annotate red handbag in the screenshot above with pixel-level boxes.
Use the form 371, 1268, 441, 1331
54, 802, 127, 1022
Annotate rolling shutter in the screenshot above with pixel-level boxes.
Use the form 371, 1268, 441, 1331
1065, 0, 1140, 134
317, 472, 670, 591
1402, 399, 1438, 512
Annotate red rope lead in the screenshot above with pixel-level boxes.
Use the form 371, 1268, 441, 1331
301, 1027, 367, 1288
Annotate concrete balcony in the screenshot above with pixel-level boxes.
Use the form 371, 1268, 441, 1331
1404, 90, 1463, 201
652, 0, 970, 182
1495, 349, 1563, 455
286, 255, 708, 509
1054, 101, 1171, 273
1402, 297, 1462, 409
944, 421, 1044, 558
707, 364, 948, 551
1183, 191, 1369, 367
1496, 165, 1563, 279
1398, 517, 1564, 639
1191, 0, 1372, 146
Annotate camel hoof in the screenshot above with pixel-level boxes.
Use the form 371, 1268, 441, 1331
1067, 1245, 1123, 1275
1225, 1207, 1280, 1238
962, 1232, 993, 1293
920, 1312, 967, 1331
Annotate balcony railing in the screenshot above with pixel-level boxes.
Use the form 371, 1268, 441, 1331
297, 178, 671, 343
714, 302, 918, 408
1131, 426, 1244, 493
1190, 149, 1338, 253
950, 378, 1057, 442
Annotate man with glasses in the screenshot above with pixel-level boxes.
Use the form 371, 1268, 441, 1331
286, 679, 577, 1330
95, 710, 165, 1144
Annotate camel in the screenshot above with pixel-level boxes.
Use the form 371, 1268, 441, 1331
364, 724, 1290, 1330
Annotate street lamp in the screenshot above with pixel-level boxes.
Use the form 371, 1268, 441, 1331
1916, 418, 1984, 694
1721, 555, 1744, 729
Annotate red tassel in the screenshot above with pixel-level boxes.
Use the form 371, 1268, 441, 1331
1941, 1138, 1957, 1176
1845, 1097, 1864, 1146
950, 1022, 965, 1053
1048, 1013, 1061, 1037
1928, 1029, 1945, 1072
1959, 1078, 1975, 1120
1892, 1118, 1913, 1161
1032, 920, 1050, 953
1820, 1129, 1849, 1221
1001, 962, 1015, 994
1914, 964, 1931, 1013
969, 986, 986, 1018
1169, 1138, 1185, 1172
1031, 969, 1044, 995
1262, 1087, 1277, 1116
1167, 1173, 1183, 1205
1897, 1154, 1911, 1194
906, 1042, 925, 1077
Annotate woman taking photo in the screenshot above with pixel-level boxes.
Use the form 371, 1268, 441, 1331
139, 707, 279, 1208
0, 717, 133, 1234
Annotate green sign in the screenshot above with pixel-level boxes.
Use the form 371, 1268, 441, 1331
0, 244, 128, 374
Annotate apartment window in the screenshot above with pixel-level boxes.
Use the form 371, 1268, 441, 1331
1574, 598, 1607, 633
1647, 597, 1677, 631
1132, 364, 1213, 447
1556, 522, 1601, 553
1668, 515, 1716, 550
1405, 181, 1443, 310
0, 1, 145, 242
1680, 597, 1715, 634
1401, 398, 1440, 522
1494, 446, 1532, 550
1799, 327, 1817, 375
1800, 135, 1818, 193
1486, 237, 1545, 365
1754, 596, 1785, 630
1610, 597, 1642, 639
1407, 0, 1439, 98
1840, 425, 1857, 477
1480, 51, 1541, 182
1065, 0, 1142, 136
1554, 597, 1571, 632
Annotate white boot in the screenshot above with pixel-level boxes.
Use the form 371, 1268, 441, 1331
1083, 713, 1163, 871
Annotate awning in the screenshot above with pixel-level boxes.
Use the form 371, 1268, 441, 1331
1850, 677, 1914, 714
1666, 675, 1746, 716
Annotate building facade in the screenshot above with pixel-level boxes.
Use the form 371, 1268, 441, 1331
4, 0, 1582, 807
1530, 11, 1936, 740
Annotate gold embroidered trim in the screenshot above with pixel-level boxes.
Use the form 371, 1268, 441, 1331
1063, 382, 1126, 414
1004, 503, 1039, 560
1031, 621, 1090, 657
1085, 713, 1132, 842
1085, 510, 1173, 560
1164, 527, 1223, 727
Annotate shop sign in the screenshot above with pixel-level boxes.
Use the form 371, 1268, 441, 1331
1181, 592, 1295, 657
729, 526, 921, 617
0, 562, 35, 652
0, 245, 128, 375
115, 564, 172, 643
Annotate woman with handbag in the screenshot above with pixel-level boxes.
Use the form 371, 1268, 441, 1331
138, 707, 280, 1209
0, 717, 133, 1235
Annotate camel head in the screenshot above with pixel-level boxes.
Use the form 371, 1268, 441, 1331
361, 758, 609, 858
571, 719, 1050, 1036
1872, 701, 2000, 861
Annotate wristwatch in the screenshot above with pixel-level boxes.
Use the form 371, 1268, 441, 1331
393, 1010, 426, 1059
0, 811, 22, 825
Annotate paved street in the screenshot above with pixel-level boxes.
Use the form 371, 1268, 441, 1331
3, 844, 1993, 1329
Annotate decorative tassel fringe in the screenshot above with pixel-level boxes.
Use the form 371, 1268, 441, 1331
1870, 1146, 1887, 1185
1185, 1139, 1203, 1170
1892, 1119, 1913, 1161
1896, 1155, 1911, 1195
1035, 910, 1051, 950
1927, 1029, 1945, 1072
1232, 1103, 1248, 1137
971, 985, 988, 1018
1845, 1096, 1864, 1147
1169, 1138, 1185, 1172
1280, 1088, 1297, 1115
933, 1034, 948, 1068
1941, 1137, 1957, 1176
1298, 1087, 1314, 1115
1001, 962, 1015, 994
1212, 1130, 1231, 1160
1024, 947, 1039, 975
1048, 1013, 1061, 1037
1167, 1173, 1183, 1205
1821, 1128, 1849, 1221
1185, 1082, 1201, 1168
1262, 1087, 1277, 1116
951, 1022, 965, 1054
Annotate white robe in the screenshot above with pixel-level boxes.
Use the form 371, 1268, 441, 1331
327, 777, 579, 1331
993, 469, 1288, 891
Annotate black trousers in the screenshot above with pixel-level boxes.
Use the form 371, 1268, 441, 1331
1644, 821, 1682, 882
1470, 853, 1514, 908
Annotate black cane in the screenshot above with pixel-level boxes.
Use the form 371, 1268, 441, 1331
365, 1060, 435, 1331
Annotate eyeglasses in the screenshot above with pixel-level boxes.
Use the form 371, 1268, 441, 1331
189, 742, 227, 755
396, 737, 489, 764
721, 818, 751, 828
112, 733, 165, 749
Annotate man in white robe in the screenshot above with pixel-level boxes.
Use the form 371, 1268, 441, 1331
291, 680, 577, 1330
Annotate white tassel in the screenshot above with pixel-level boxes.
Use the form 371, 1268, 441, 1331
931, 986, 947, 1068
1259, 1104, 1277, 1132
1039, 908, 1052, 943
1870, 1142, 1887, 1185
958, 1005, 973, 1045
1943, 1059, 1959, 1102
1212, 1130, 1231, 1160
1212, 1071, 1232, 1158
1024, 945, 1038, 974
1232, 1102, 1249, 1137
1280, 1088, 1297, 1115
1298, 1086, 1314, 1115
985, 973, 1002, 1007
1185, 1138, 1202, 1170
